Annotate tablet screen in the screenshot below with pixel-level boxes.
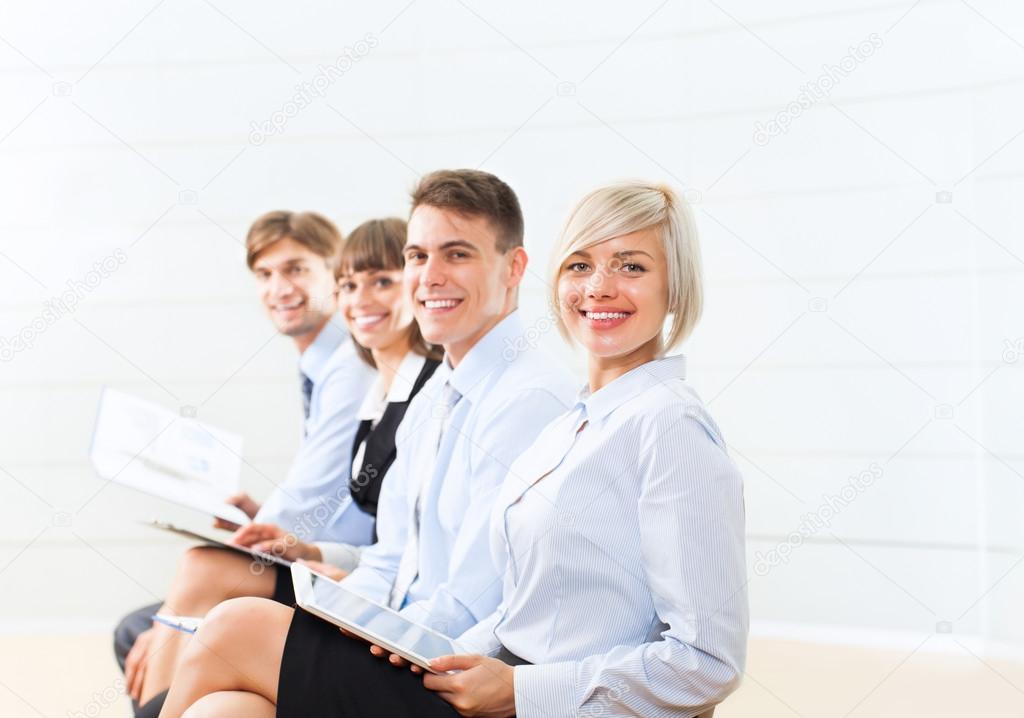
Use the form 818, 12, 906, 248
304, 570, 457, 662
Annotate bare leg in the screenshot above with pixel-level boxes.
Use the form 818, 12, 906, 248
180, 691, 275, 718
158, 597, 292, 718
140, 548, 276, 704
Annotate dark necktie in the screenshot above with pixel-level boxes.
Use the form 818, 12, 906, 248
301, 374, 313, 427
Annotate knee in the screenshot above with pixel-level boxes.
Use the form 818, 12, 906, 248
168, 547, 241, 605
176, 598, 247, 671
176, 546, 222, 583
180, 694, 217, 718
192, 597, 276, 652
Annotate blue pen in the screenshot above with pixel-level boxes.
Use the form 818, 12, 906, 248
153, 614, 202, 634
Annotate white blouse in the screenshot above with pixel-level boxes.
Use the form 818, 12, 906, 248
457, 355, 749, 718
313, 351, 427, 571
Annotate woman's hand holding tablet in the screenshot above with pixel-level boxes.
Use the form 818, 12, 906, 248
421, 654, 516, 716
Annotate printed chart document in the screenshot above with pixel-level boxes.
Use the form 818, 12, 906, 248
89, 388, 251, 525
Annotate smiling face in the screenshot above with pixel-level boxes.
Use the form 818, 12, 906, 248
252, 237, 338, 343
404, 204, 526, 364
556, 228, 669, 362
337, 268, 411, 352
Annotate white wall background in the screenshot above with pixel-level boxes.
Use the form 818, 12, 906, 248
1, 0, 1022, 669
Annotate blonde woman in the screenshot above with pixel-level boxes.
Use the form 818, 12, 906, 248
159, 182, 747, 718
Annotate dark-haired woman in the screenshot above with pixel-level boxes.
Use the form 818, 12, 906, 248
130, 218, 439, 716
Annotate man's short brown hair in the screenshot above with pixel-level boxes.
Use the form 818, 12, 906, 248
410, 169, 524, 253
245, 210, 343, 270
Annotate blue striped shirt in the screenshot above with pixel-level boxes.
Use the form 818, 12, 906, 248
457, 355, 749, 718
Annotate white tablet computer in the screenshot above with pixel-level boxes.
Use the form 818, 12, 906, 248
291, 562, 458, 673
146, 520, 292, 568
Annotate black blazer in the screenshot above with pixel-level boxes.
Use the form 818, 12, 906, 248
348, 356, 440, 518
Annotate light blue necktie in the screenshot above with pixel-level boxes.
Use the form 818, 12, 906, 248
388, 381, 461, 609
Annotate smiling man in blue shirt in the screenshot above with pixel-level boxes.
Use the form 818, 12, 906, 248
114, 210, 374, 715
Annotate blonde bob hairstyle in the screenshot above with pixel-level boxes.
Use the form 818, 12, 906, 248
549, 181, 703, 354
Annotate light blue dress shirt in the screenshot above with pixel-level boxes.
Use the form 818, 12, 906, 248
457, 355, 749, 718
254, 316, 378, 546
342, 311, 576, 637
312, 350, 429, 572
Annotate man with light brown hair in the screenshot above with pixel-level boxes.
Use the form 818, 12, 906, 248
113, 210, 375, 717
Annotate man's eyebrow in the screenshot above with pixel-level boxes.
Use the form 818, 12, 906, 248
253, 257, 307, 272
404, 240, 477, 252
440, 240, 477, 251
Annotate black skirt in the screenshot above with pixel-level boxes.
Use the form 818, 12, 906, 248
270, 564, 296, 606
277, 608, 460, 718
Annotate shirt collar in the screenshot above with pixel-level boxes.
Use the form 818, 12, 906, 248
298, 314, 348, 384
443, 310, 525, 399
355, 351, 428, 421
578, 354, 687, 423
387, 352, 428, 403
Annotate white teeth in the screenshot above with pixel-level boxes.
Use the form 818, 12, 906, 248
585, 311, 629, 320
354, 314, 385, 326
276, 301, 303, 310
424, 299, 460, 309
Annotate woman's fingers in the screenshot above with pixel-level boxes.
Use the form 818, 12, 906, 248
429, 653, 482, 672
